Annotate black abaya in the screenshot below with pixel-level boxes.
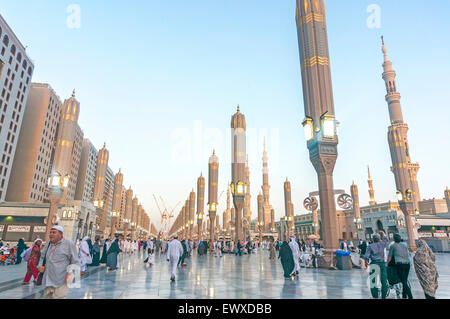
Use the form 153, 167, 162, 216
278, 241, 295, 278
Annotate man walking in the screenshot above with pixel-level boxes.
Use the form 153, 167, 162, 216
364, 231, 389, 299
38, 225, 79, 299
167, 234, 183, 282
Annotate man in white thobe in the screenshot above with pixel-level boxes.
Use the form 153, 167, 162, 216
289, 237, 301, 276
167, 235, 183, 282
147, 239, 155, 265
217, 241, 222, 257
213, 241, 217, 257
79, 236, 92, 274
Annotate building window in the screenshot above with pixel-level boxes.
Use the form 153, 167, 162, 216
2, 35, 9, 47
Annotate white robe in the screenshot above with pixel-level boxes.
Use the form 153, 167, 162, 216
289, 239, 301, 273
217, 242, 222, 256
147, 241, 155, 264
167, 239, 183, 278
79, 237, 92, 271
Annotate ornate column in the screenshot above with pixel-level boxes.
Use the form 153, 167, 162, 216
197, 174, 205, 241
189, 189, 196, 241
231, 106, 247, 243
208, 151, 219, 244
296, 0, 340, 265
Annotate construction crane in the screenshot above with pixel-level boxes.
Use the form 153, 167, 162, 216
153, 194, 180, 240
160, 196, 180, 233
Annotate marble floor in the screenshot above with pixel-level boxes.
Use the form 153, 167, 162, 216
1, 250, 449, 299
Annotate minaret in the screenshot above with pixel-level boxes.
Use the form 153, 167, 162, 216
367, 166, 377, 206
197, 173, 205, 241
445, 187, 450, 213
231, 105, 246, 242
262, 139, 270, 204
53, 90, 81, 203
382, 37, 419, 249
350, 181, 361, 220
261, 139, 274, 232
296, 0, 340, 256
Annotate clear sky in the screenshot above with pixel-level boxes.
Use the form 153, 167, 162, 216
1, 0, 449, 230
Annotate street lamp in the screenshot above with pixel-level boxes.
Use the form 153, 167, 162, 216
231, 180, 246, 242
321, 113, 336, 139
93, 199, 104, 208
45, 171, 69, 242
110, 210, 120, 237
302, 117, 314, 141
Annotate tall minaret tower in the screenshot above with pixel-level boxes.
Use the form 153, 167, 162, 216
367, 166, 377, 206
261, 139, 273, 232
382, 37, 420, 249
445, 187, 450, 213
296, 0, 340, 256
350, 181, 361, 220
53, 90, 80, 203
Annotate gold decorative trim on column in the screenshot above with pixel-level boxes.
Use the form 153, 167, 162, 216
302, 56, 329, 69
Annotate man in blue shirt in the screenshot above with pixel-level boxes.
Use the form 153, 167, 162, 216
364, 231, 389, 299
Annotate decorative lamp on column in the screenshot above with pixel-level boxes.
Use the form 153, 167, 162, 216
45, 171, 70, 242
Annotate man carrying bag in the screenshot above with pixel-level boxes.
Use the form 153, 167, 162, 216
37, 225, 79, 299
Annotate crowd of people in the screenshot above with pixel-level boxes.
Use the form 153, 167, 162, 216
0, 229, 441, 300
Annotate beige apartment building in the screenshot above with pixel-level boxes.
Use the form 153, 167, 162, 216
74, 138, 98, 202
6, 83, 62, 203
0, 15, 34, 201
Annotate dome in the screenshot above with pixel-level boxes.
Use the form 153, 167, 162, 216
209, 150, 219, 164
231, 105, 246, 129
